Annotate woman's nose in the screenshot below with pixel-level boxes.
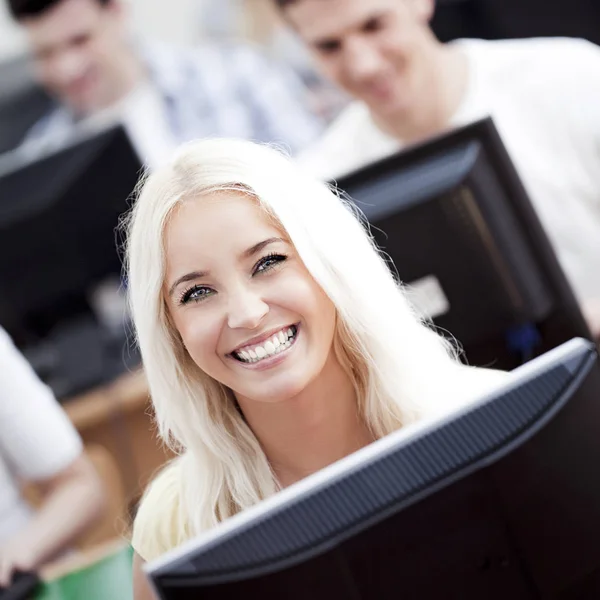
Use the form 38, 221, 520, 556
226, 288, 269, 330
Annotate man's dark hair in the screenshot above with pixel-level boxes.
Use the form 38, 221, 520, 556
7, 0, 110, 19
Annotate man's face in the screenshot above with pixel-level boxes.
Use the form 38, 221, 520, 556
21, 0, 127, 115
285, 0, 435, 120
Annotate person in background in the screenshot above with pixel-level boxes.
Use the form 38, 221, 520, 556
5, 0, 323, 168
123, 138, 507, 598
0, 326, 105, 587
197, 0, 349, 123
272, 0, 600, 338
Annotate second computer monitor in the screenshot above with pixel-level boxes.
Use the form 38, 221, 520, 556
0, 125, 143, 396
333, 118, 591, 370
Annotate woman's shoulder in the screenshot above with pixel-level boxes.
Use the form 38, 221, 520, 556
455, 364, 511, 404
424, 364, 510, 418
131, 456, 190, 562
463, 364, 511, 385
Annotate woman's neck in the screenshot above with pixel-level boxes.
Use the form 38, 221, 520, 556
237, 353, 374, 488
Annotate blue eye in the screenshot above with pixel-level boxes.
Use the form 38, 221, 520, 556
254, 253, 287, 275
179, 285, 214, 305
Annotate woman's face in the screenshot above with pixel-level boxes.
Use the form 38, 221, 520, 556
164, 192, 338, 405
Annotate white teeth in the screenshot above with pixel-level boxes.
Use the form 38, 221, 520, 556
235, 326, 297, 363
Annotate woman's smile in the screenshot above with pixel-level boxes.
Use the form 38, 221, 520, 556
228, 323, 300, 370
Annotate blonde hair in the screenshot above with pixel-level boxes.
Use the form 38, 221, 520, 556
125, 138, 477, 544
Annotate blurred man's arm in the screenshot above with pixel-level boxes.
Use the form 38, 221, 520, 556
0, 328, 105, 585
0, 453, 105, 586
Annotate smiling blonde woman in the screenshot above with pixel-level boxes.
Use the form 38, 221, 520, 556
124, 138, 506, 598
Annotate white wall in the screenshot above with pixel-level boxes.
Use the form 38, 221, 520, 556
0, 0, 206, 61
0, 2, 26, 59
128, 0, 204, 47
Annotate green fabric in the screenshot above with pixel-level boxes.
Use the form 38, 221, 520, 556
34, 545, 133, 600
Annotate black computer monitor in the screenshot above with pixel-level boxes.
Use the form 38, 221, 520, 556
432, 0, 600, 46
331, 117, 592, 371
0, 125, 143, 397
147, 338, 600, 599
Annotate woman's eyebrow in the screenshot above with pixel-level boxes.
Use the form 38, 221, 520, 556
241, 237, 285, 259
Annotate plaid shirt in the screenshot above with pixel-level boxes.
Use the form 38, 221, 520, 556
21, 41, 324, 157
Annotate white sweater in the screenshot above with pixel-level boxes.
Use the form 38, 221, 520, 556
299, 37, 600, 305
0, 328, 82, 542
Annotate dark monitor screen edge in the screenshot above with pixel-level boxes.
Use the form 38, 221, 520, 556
332, 118, 592, 370
0, 124, 143, 397
147, 338, 600, 599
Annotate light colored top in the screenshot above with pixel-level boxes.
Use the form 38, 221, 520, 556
18, 41, 323, 162
0, 328, 82, 543
299, 37, 600, 305
131, 366, 508, 562
120, 80, 179, 170
24, 79, 178, 171
131, 458, 188, 562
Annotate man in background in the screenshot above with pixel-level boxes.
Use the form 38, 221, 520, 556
5, 0, 323, 167
0, 327, 105, 587
273, 0, 600, 336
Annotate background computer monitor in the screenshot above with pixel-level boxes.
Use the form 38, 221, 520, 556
432, 0, 600, 46
0, 125, 143, 398
332, 117, 592, 371
148, 338, 600, 599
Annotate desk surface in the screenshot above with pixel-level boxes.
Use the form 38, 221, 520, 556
41, 539, 129, 581
63, 368, 150, 431
62, 367, 174, 510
